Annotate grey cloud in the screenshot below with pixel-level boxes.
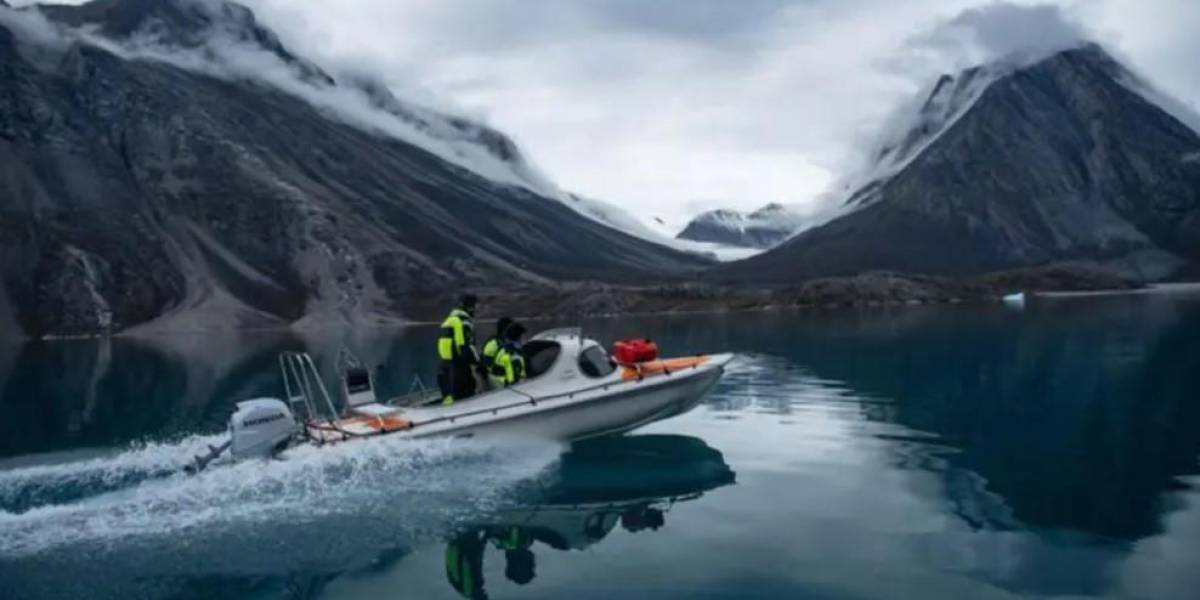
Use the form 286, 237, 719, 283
578, 0, 794, 41
950, 3, 1086, 53
918, 2, 1090, 66
17, 0, 1196, 227
221, 0, 1200, 224
438, 0, 796, 45
363, 0, 800, 64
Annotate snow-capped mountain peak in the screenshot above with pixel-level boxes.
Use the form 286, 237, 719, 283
559, 195, 759, 261
838, 61, 1007, 208
676, 203, 829, 249
713, 43, 1200, 283
831, 42, 1190, 212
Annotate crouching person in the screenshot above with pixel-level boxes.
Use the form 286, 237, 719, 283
480, 316, 513, 391
490, 322, 528, 388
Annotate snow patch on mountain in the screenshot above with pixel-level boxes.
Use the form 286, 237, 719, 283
748, 203, 823, 235
692, 210, 747, 232
676, 202, 842, 249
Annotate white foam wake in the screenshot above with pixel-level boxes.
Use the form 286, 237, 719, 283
0, 433, 230, 514
0, 432, 563, 558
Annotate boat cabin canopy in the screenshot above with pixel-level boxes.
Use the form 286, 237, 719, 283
520, 328, 617, 384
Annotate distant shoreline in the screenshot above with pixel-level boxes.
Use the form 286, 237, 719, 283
7, 279, 1199, 343
1032, 282, 1200, 298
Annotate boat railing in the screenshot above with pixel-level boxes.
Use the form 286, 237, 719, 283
383, 375, 440, 408
279, 352, 340, 424
409, 374, 429, 394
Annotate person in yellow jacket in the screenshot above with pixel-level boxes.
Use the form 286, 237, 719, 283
437, 294, 481, 405
480, 316, 513, 390
489, 322, 527, 388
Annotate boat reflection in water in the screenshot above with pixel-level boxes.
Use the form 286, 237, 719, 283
443, 434, 736, 599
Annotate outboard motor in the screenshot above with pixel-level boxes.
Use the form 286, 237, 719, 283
229, 398, 297, 459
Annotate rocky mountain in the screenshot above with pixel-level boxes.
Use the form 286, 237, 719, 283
676, 203, 814, 248
0, 0, 709, 338
714, 44, 1200, 284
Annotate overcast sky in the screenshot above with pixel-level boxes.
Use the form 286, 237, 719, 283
17, 0, 1200, 226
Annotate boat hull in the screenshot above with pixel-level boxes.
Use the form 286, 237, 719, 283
414, 363, 725, 443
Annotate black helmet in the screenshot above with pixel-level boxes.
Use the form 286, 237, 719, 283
496, 316, 513, 336
644, 507, 666, 530
458, 294, 478, 311
506, 322, 527, 341
504, 549, 536, 585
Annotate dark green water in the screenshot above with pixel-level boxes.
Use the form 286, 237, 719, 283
2, 292, 1199, 600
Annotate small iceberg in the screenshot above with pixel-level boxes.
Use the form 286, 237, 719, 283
1002, 291, 1027, 309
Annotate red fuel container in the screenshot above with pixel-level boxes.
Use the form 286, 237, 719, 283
613, 339, 659, 364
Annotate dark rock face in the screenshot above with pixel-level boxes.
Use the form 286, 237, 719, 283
973, 263, 1140, 293
0, 0, 708, 337
715, 45, 1200, 284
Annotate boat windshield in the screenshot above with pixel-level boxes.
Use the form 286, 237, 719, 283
579, 345, 616, 378
345, 368, 371, 394
523, 340, 562, 378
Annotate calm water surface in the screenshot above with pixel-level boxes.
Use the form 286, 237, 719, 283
2, 293, 1199, 600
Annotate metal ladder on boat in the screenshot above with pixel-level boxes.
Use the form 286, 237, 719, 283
279, 352, 339, 425
282, 347, 439, 418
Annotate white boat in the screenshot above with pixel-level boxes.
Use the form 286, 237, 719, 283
192, 328, 734, 471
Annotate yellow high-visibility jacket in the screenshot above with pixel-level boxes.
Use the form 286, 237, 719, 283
437, 308, 477, 363
490, 344, 526, 387
481, 336, 501, 370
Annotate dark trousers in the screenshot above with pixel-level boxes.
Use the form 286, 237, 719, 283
437, 360, 477, 401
